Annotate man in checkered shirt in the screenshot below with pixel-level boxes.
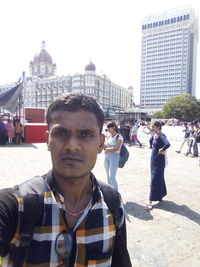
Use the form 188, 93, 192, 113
0, 93, 131, 267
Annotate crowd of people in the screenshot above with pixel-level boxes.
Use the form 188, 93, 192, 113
175, 120, 200, 164
0, 117, 23, 145
103, 118, 200, 165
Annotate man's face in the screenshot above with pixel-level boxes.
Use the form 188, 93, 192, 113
47, 110, 104, 180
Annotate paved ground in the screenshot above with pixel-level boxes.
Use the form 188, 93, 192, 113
0, 136, 200, 267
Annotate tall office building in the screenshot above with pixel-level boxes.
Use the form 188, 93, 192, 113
140, 5, 198, 109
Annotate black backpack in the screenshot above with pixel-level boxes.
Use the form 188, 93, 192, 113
10, 176, 124, 267
116, 134, 129, 168
195, 131, 200, 143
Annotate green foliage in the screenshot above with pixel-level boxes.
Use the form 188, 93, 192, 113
152, 110, 164, 119
162, 94, 200, 121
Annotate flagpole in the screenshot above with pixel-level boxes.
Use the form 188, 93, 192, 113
18, 82, 22, 121
21, 71, 26, 126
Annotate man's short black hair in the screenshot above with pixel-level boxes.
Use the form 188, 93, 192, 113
46, 93, 104, 132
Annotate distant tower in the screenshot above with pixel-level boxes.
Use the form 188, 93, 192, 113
140, 5, 198, 109
29, 41, 57, 78
128, 86, 135, 107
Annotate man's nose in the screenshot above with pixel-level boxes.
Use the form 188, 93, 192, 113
64, 136, 81, 151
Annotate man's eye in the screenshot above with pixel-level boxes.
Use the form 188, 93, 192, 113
81, 132, 93, 137
54, 131, 67, 136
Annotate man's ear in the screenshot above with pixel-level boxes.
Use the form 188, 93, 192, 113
98, 133, 105, 154
46, 131, 50, 151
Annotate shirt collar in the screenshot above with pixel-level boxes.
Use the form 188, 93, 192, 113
45, 169, 101, 204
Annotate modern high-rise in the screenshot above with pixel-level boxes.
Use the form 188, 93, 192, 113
140, 5, 198, 109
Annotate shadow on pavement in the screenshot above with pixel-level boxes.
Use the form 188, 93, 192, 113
124, 201, 153, 221
153, 200, 200, 225
0, 143, 38, 149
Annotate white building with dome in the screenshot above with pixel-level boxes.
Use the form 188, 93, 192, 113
25, 42, 133, 111
1, 42, 133, 113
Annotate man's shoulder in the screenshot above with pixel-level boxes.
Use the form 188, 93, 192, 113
0, 188, 15, 198
16, 175, 46, 196
0, 174, 48, 200
0, 187, 18, 210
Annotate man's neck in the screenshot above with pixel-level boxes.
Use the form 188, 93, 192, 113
53, 172, 93, 205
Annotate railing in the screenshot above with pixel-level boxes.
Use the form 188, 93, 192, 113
137, 125, 185, 142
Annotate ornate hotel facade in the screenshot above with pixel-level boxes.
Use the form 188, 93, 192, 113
25, 42, 132, 112
0, 41, 133, 114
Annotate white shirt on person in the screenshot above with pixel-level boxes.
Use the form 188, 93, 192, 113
105, 133, 123, 153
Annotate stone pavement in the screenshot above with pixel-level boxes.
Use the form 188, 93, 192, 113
0, 137, 200, 267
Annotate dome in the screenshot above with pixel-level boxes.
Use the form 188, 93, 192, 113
85, 61, 96, 72
33, 50, 53, 65
33, 41, 53, 65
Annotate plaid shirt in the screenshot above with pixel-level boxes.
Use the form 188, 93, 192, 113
2, 171, 125, 267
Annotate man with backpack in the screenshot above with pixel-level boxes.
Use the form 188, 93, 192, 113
0, 93, 131, 267
193, 121, 200, 165
175, 122, 192, 154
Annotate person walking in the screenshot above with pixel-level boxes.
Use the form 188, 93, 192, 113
143, 122, 154, 149
195, 128, 200, 166
175, 122, 191, 154
0, 118, 6, 145
129, 122, 142, 147
185, 121, 199, 157
0, 93, 131, 267
5, 119, 14, 144
146, 121, 170, 210
193, 121, 200, 165
104, 122, 123, 191
14, 119, 23, 144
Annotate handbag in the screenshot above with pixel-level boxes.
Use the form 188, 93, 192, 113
195, 131, 200, 143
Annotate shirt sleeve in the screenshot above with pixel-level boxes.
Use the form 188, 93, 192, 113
119, 135, 123, 143
160, 134, 170, 150
0, 188, 18, 256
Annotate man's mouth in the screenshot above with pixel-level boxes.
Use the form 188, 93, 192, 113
62, 156, 83, 164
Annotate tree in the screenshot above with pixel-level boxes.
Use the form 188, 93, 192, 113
162, 94, 200, 121
152, 110, 164, 119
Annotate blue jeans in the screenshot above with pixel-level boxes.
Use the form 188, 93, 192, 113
104, 152, 120, 191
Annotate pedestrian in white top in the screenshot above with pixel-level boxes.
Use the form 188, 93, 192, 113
104, 122, 123, 191
129, 122, 142, 147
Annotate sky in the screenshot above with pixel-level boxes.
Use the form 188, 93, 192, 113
0, 0, 199, 103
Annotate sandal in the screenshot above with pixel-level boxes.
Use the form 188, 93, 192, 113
145, 204, 153, 211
